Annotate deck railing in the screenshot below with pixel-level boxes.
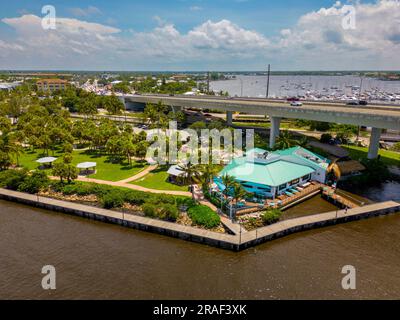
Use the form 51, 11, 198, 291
236, 182, 324, 216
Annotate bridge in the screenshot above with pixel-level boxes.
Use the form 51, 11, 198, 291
123, 94, 400, 160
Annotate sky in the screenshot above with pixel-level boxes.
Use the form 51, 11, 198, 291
0, 0, 399, 71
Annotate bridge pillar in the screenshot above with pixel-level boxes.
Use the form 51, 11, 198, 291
226, 111, 233, 126
118, 96, 126, 108
269, 117, 282, 149
368, 127, 382, 159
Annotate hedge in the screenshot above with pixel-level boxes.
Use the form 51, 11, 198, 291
188, 205, 221, 229
0, 169, 49, 194
261, 209, 282, 225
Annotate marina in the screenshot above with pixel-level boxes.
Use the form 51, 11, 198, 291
210, 75, 400, 104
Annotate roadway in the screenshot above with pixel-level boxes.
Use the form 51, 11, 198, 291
126, 94, 400, 130
125, 94, 400, 159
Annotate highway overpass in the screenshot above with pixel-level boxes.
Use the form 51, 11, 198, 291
123, 94, 400, 159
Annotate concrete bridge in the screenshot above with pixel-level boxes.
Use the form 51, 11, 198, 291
123, 94, 400, 159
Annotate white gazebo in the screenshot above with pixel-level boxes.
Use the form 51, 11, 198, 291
36, 157, 57, 168
167, 165, 187, 185
77, 162, 97, 175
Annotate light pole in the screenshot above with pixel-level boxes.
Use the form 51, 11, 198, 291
239, 223, 242, 245
266, 64, 271, 99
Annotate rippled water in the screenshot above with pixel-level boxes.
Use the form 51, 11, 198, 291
1, 184, 399, 299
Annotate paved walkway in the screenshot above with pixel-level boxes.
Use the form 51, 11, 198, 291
117, 165, 158, 183
52, 166, 243, 233
49, 175, 192, 197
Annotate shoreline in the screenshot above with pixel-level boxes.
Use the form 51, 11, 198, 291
1, 188, 399, 251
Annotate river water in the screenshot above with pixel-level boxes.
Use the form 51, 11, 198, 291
1, 181, 399, 299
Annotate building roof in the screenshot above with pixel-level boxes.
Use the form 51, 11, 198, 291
219, 146, 329, 187
36, 157, 57, 164
37, 79, 69, 84
274, 146, 330, 170
77, 162, 97, 169
219, 158, 315, 187
167, 165, 186, 177
336, 160, 366, 175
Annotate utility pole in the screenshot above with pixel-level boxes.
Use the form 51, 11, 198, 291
356, 75, 364, 143
266, 64, 271, 99
207, 71, 210, 94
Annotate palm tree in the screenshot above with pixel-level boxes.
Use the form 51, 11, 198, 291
231, 182, 248, 216
221, 174, 236, 201
296, 136, 309, 148
178, 162, 201, 199
275, 130, 297, 150
198, 163, 220, 193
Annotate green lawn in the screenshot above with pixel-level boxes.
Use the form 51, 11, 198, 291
131, 167, 189, 191
18, 149, 148, 182
342, 145, 400, 167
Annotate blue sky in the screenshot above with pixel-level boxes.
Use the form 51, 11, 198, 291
1, 0, 340, 34
0, 0, 398, 70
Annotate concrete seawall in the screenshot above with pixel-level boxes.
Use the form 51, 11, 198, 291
1, 188, 399, 251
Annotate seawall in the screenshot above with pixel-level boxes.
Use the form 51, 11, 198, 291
0, 188, 399, 251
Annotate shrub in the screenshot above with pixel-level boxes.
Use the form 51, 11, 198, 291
261, 209, 282, 225
320, 133, 333, 143
101, 190, 124, 209
142, 203, 157, 218
188, 205, 220, 229
159, 204, 179, 221
17, 171, 49, 194
0, 169, 28, 190
148, 194, 176, 205
175, 197, 197, 210
391, 142, 400, 152
124, 190, 147, 205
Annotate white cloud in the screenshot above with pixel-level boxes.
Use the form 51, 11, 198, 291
275, 0, 400, 69
0, 1, 399, 70
69, 6, 102, 17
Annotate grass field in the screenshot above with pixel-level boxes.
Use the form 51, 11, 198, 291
18, 149, 148, 182
342, 145, 400, 167
131, 166, 189, 191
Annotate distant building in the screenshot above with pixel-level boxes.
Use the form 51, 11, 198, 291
37, 79, 69, 92
170, 74, 189, 81
0, 82, 21, 91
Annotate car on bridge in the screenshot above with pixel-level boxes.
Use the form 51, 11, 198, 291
346, 100, 369, 106
290, 101, 303, 107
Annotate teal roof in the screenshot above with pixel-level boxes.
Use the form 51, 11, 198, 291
219, 159, 315, 187
275, 146, 330, 168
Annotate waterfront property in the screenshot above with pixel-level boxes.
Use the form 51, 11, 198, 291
215, 147, 329, 200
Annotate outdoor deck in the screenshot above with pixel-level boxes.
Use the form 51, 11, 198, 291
322, 186, 364, 209
236, 181, 324, 216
